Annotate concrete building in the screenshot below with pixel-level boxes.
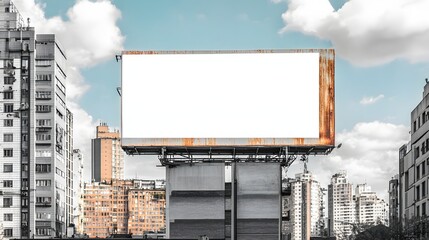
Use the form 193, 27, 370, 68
0, 1, 35, 239
388, 175, 399, 226
34, 33, 69, 238
328, 172, 355, 238
354, 184, 388, 226
286, 172, 324, 240
329, 173, 389, 239
398, 82, 429, 238
65, 109, 73, 236
91, 123, 124, 183
0, 1, 74, 238
82, 179, 165, 238
72, 149, 84, 234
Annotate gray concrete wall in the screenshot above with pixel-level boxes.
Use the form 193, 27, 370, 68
167, 163, 225, 239
236, 162, 281, 240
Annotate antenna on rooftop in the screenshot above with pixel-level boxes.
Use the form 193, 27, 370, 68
27, 18, 30, 28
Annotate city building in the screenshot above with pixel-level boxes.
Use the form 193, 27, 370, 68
82, 179, 165, 238
34, 33, 69, 238
65, 109, 73, 236
354, 183, 388, 226
388, 175, 399, 226
398, 81, 429, 238
286, 172, 325, 240
72, 149, 84, 234
328, 172, 355, 238
0, 1, 35, 239
0, 1, 73, 239
329, 172, 389, 239
91, 123, 124, 183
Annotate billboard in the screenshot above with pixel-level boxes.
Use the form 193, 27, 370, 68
121, 49, 334, 154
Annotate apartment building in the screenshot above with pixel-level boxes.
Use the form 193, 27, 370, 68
33, 33, 70, 238
82, 179, 165, 238
0, 1, 35, 239
72, 149, 84, 234
0, 1, 74, 238
354, 184, 388, 225
287, 172, 324, 240
388, 175, 399, 226
91, 123, 124, 183
328, 172, 355, 237
398, 81, 429, 237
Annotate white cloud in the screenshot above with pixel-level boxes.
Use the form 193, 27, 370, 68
287, 121, 409, 200
360, 94, 385, 105
280, 0, 429, 66
13, 0, 125, 181
271, 0, 286, 4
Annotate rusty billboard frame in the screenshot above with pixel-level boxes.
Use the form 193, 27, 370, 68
120, 49, 335, 156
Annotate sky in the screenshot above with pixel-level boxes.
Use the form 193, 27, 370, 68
13, 0, 429, 200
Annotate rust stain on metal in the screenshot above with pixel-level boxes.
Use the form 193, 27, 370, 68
249, 138, 263, 145
294, 138, 305, 145
182, 138, 194, 146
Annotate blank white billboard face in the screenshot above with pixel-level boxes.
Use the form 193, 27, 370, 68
122, 52, 320, 139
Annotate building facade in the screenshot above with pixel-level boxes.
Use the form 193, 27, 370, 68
354, 184, 388, 226
328, 172, 355, 238
72, 149, 84, 234
82, 179, 165, 238
0, 1, 73, 239
286, 172, 324, 240
0, 1, 35, 239
34, 33, 69, 238
398, 82, 429, 237
388, 175, 399, 226
91, 123, 124, 183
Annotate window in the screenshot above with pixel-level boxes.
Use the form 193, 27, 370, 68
36, 119, 51, 127
3, 197, 12, 207
4, 164, 12, 172
417, 185, 421, 201
56, 109, 63, 119
36, 228, 51, 236
414, 121, 417, 132
4, 213, 13, 221
423, 163, 426, 176
36, 197, 51, 204
3, 228, 12, 237
423, 181, 427, 198
4, 77, 14, 84
36, 150, 52, 157
417, 205, 421, 217
35, 60, 52, 67
36, 133, 51, 141
3, 103, 13, 112
36, 212, 51, 220
4, 119, 13, 127
423, 202, 427, 216
36, 164, 51, 173
35, 91, 51, 99
3, 91, 13, 99
417, 165, 421, 180
36, 180, 51, 187
35, 74, 52, 81
3, 133, 13, 142
3, 180, 12, 188
36, 105, 51, 113
3, 148, 13, 157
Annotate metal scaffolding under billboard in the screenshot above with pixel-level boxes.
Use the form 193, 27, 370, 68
120, 49, 335, 158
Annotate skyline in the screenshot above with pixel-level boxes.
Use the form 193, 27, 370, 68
14, 0, 429, 200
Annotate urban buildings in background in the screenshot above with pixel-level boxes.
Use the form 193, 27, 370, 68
282, 172, 325, 240
328, 172, 388, 239
388, 175, 399, 227
82, 179, 166, 238
0, 0, 80, 238
91, 123, 124, 183
397, 81, 429, 238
